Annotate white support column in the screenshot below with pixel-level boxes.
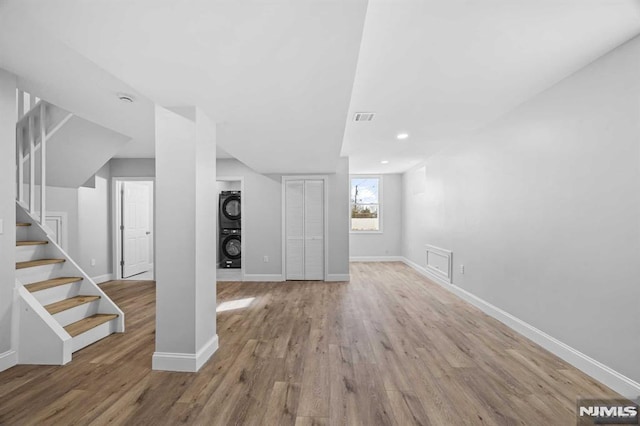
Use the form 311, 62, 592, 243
152, 106, 218, 373
28, 115, 35, 214
39, 103, 46, 225
0, 69, 18, 371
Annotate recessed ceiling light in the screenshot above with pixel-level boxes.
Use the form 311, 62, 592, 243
381, 160, 389, 164
397, 133, 409, 140
117, 93, 135, 103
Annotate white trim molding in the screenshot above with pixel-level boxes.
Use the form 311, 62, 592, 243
325, 274, 350, 282
0, 350, 17, 372
424, 244, 453, 284
402, 256, 640, 398
92, 273, 113, 284
243, 274, 285, 282
152, 334, 219, 373
350, 256, 403, 262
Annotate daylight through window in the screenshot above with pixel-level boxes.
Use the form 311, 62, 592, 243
350, 177, 381, 231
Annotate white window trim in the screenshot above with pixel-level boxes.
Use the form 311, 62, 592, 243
349, 174, 383, 234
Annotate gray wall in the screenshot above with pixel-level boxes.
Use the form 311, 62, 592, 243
217, 157, 350, 278
0, 69, 16, 356
110, 158, 155, 178
42, 158, 156, 280
77, 162, 111, 277
350, 173, 402, 258
402, 36, 640, 382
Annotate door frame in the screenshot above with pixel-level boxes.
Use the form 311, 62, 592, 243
216, 176, 245, 281
111, 177, 155, 280
281, 175, 329, 281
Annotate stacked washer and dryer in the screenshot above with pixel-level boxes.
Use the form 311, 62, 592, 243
219, 191, 241, 268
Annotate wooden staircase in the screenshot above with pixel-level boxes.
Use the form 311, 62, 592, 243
13, 90, 124, 365
15, 215, 124, 363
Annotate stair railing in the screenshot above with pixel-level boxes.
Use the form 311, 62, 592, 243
16, 89, 47, 225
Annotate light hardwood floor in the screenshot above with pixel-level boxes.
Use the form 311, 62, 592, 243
0, 262, 620, 425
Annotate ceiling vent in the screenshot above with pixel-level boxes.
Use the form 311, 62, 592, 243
353, 112, 375, 122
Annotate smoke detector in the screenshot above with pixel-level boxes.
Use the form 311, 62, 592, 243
353, 112, 375, 122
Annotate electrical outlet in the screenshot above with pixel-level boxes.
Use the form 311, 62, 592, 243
460, 264, 465, 274
263, 256, 269, 263
91, 258, 96, 267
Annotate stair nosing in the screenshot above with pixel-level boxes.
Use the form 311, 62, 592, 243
16, 240, 49, 246
24, 277, 84, 293
64, 314, 118, 338
16, 222, 31, 227
16, 259, 65, 270
45, 295, 101, 315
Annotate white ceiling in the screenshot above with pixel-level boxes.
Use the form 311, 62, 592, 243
0, 0, 368, 172
343, 0, 640, 173
1, 1, 639, 174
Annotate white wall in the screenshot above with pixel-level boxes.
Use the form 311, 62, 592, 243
217, 159, 283, 277
402, 36, 640, 383
217, 157, 350, 279
77, 162, 111, 278
0, 69, 17, 364
350, 174, 402, 258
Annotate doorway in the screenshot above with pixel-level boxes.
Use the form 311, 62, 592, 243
112, 178, 155, 280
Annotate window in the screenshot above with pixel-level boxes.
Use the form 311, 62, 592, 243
350, 176, 382, 232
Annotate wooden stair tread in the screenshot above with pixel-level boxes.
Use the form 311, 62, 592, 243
24, 277, 83, 293
16, 240, 48, 246
16, 222, 31, 227
64, 314, 118, 337
45, 295, 100, 315
16, 259, 65, 269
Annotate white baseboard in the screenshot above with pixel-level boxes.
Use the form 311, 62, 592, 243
243, 274, 284, 282
152, 334, 218, 373
325, 274, 350, 282
0, 350, 17, 372
92, 273, 113, 284
401, 256, 640, 398
350, 256, 403, 262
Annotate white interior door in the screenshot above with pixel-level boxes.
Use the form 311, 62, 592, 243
285, 179, 324, 281
285, 180, 305, 280
122, 182, 151, 278
304, 180, 324, 280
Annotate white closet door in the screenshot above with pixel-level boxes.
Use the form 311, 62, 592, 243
304, 180, 324, 280
285, 180, 305, 280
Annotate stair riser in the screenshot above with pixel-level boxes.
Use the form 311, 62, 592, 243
16, 227, 30, 241
53, 301, 100, 328
71, 319, 117, 353
15, 245, 49, 262
32, 282, 82, 306
16, 263, 67, 284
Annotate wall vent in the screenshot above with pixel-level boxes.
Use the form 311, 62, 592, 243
353, 112, 375, 122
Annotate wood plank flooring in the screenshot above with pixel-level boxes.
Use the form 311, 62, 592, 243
0, 262, 620, 425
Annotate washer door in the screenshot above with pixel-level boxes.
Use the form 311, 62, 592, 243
222, 195, 241, 221
222, 235, 241, 259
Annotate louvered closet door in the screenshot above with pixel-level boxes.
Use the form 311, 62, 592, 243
285, 180, 305, 280
285, 179, 325, 280
304, 180, 324, 280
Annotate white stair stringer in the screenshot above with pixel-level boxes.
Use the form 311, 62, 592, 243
16, 283, 72, 365
15, 203, 125, 364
